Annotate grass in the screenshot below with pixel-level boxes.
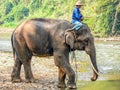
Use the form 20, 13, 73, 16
78, 80, 120, 90
0, 22, 19, 28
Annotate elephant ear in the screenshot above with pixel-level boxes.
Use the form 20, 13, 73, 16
65, 29, 75, 49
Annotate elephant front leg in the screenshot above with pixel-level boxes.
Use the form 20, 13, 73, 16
63, 65, 76, 89
57, 67, 66, 88
54, 52, 77, 89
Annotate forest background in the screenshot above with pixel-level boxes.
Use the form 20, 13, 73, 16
0, 0, 120, 37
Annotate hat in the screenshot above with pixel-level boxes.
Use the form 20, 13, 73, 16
75, 1, 83, 6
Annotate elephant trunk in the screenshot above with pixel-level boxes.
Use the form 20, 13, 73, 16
89, 47, 98, 81
85, 37, 99, 81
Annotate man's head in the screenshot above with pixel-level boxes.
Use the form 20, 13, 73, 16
75, 1, 83, 8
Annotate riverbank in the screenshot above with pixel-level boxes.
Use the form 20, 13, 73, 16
95, 37, 120, 41
0, 28, 13, 33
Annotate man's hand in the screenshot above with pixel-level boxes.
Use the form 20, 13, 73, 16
80, 16, 84, 21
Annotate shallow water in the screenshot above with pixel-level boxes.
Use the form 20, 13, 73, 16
0, 33, 120, 90
70, 41, 120, 90
0, 39, 12, 51
75, 41, 120, 77
0, 32, 12, 51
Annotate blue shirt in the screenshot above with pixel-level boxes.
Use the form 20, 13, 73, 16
72, 7, 83, 23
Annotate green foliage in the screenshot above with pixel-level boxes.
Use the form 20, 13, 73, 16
2, 5, 29, 23
13, 0, 20, 5
13, 6, 29, 21
82, 0, 120, 37
29, 0, 41, 13
5, 2, 13, 15
78, 80, 120, 90
0, 0, 120, 37
1, 21, 18, 28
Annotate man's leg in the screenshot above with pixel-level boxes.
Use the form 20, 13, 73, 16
73, 21, 83, 30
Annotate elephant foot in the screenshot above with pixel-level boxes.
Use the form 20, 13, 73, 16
25, 78, 37, 83
11, 76, 22, 83
67, 83, 77, 89
57, 82, 66, 88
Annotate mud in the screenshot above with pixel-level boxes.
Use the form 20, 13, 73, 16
0, 51, 60, 90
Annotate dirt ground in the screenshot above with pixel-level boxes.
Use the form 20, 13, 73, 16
0, 51, 61, 90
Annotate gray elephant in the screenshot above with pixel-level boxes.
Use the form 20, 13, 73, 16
11, 18, 98, 89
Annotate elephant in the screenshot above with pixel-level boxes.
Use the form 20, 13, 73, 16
11, 18, 98, 89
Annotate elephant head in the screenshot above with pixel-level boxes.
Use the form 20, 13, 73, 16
65, 24, 98, 81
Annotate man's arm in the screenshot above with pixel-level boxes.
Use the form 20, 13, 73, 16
80, 16, 84, 21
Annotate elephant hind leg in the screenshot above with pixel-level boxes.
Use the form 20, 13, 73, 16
23, 59, 36, 83
12, 37, 35, 83
19, 48, 35, 82
11, 53, 22, 83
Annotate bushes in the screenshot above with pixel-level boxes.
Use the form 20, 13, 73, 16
14, 6, 29, 21
3, 5, 29, 22
97, 0, 120, 36
82, 0, 120, 37
5, 2, 13, 15
29, 0, 41, 13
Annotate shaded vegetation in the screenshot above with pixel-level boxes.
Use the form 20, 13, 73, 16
0, 0, 120, 37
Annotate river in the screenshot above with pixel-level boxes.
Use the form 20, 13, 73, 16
0, 33, 120, 90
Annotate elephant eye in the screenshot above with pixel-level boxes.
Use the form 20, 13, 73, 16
83, 40, 88, 45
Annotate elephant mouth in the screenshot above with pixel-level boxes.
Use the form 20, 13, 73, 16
72, 46, 85, 51
73, 42, 85, 50
78, 46, 85, 50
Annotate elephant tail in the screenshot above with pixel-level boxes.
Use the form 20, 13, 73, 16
11, 31, 16, 58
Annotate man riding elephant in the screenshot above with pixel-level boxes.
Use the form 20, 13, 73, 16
72, 1, 84, 31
